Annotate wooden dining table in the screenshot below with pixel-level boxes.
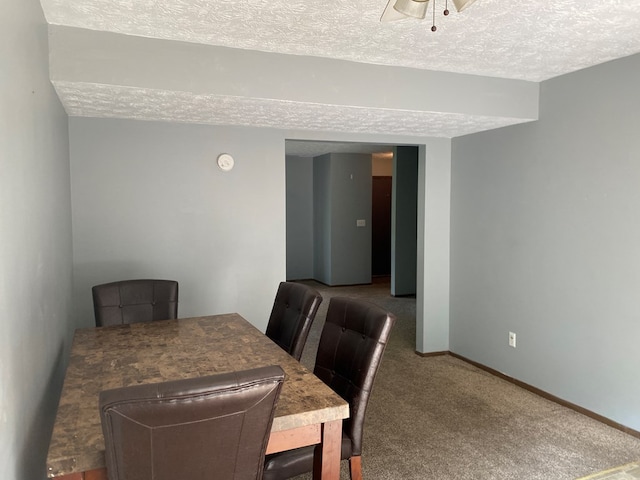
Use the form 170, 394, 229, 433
46, 314, 349, 480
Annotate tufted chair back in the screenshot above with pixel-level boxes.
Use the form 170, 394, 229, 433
314, 296, 396, 457
265, 282, 322, 361
92, 279, 178, 327
263, 296, 395, 480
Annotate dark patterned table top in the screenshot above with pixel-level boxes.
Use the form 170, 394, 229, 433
46, 314, 348, 478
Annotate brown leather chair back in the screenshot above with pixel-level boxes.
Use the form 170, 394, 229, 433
99, 365, 285, 480
92, 279, 178, 327
314, 296, 396, 456
265, 282, 322, 361
263, 297, 395, 480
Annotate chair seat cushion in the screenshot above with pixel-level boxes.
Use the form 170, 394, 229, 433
263, 435, 352, 480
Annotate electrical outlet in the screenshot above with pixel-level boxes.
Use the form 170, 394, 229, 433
508, 332, 517, 348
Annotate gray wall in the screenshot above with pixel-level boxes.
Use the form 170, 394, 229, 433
450, 53, 640, 430
0, 0, 74, 479
285, 155, 314, 280
69, 118, 286, 332
68, 120, 451, 349
312, 153, 372, 286
290, 153, 388, 284
416, 140, 451, 353
329, 154, 372, 285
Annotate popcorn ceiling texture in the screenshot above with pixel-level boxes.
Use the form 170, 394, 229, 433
41, 0, 640, 138
54, 81, 530, 138
41, 0, 640, 81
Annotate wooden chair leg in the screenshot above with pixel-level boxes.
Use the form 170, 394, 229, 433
349, 456, 363, 480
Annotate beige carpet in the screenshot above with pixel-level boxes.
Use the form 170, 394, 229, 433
290, 278, 640, 480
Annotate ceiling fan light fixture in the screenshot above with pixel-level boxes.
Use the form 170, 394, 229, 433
380, 0, 411, 22
452, 0, 477, 12
393, 0, 429, 20
380, 0, 477, 29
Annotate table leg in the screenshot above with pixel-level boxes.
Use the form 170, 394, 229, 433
312, 419, 342, 480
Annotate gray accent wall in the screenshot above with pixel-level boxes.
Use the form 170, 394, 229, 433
313, 154, 332, 284
391, 146, 418, 296
450, 53, 640, 431
0, 0, 73, 479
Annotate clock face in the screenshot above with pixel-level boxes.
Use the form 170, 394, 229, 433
217, 153, 234, 171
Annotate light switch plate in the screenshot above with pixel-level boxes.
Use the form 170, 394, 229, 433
356, 219, 366, 227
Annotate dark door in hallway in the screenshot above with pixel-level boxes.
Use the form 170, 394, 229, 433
372, 176, 392, 276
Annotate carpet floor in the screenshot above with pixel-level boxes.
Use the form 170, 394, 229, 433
288, 278, 640, 480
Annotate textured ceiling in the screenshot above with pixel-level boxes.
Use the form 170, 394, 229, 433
55, 81, 529, 138
41, 0, 640, 81
285, 141, 395, 157
41, 0, 640, 150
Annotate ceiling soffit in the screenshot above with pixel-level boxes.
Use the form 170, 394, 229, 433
49, 25, 539, 138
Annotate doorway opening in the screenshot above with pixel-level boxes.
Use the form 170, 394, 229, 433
284, 140, 418, 297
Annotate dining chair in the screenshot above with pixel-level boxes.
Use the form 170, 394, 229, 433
92, 279, 178, 327
265, 281, 323, 361
99, 365, 285, 480
263, 296, 396, 480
